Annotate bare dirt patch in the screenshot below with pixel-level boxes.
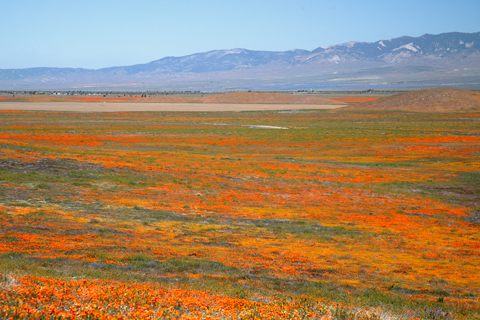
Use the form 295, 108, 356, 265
187, 92, 344, 104
0, 92, 344, 105
341, 88, 480, 112
0, 102, 344, 112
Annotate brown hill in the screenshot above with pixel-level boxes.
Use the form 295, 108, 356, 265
341, 88, 480, 112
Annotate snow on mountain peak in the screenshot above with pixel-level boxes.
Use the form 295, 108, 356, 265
393, 42, 419, 52
323, 41, 358, 49
224, 48, 244, 55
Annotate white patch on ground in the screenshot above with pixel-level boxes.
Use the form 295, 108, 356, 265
466, 41, 474, 48
202, 123, 231, 126
277, 110, 307, 114
393, 42, 419, 52
459, 40, 464, 45
246, 125, 289, 129
379, 41, 386, 47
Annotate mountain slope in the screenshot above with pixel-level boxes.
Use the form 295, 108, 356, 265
1, 31, 479, 89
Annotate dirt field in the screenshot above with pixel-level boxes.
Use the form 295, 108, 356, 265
0, 102, 346, 112
0, 91, 347, 104
343, 88, 480, 112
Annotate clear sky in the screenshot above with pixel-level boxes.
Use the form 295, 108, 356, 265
2, 0, 479, 69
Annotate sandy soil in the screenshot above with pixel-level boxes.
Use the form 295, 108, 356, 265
0, 92, 345, 104
0, 102, 346, 112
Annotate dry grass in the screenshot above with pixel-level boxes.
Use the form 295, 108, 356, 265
0, 91, 345, 105
0, 102, 344, 112
341, 88, 480, 112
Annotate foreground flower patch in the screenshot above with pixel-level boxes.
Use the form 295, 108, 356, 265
0, 109, 478, 319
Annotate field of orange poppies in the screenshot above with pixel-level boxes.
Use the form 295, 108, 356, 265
0, 107, 479, 319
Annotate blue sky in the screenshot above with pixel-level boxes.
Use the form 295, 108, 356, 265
2, 0, 479, 69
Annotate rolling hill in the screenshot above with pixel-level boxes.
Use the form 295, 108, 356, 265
341, 88, 480, 112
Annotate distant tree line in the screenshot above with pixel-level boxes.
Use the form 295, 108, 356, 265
0, 88, 430, 97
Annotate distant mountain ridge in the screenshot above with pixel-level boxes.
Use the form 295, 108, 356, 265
1, 31, 479, 90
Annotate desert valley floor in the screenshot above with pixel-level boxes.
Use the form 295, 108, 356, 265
0, 89, 479, 319
0, 102, 344, 112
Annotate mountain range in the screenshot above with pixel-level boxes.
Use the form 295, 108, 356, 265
1, 31, 479, 90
